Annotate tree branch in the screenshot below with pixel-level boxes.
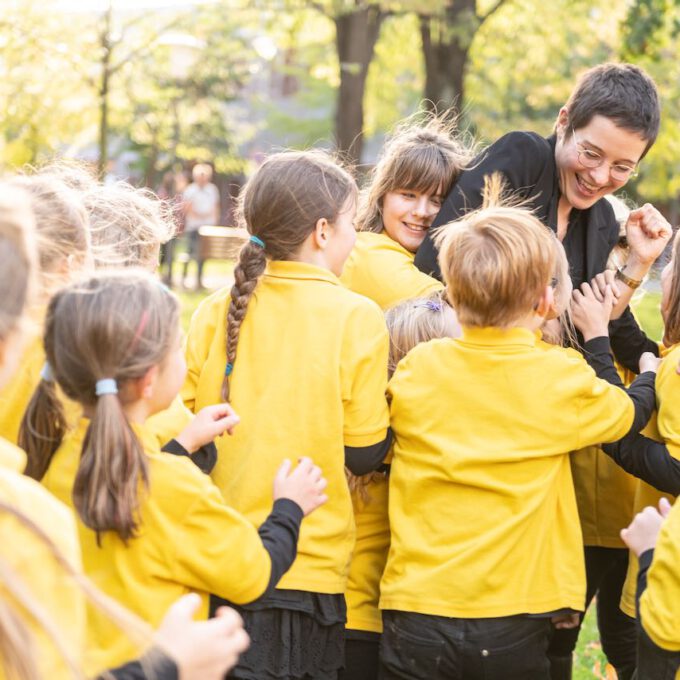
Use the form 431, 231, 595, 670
478, 0, 508, 24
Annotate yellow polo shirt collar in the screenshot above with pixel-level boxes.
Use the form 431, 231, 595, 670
265, 260, 341, 285
460, 325, 537, 348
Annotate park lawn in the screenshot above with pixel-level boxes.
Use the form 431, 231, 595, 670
175, 275, 663, 680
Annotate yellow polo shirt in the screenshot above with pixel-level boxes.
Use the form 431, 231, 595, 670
640, 497, 680, 651
345, 476, 390, 633
340, 231, 442, 310
570, 365, 638, 548
0, 437, 85, 680
621, 343, 679, 617
42, 418, 273, 674
183, 260, 390, 593
381, 326, 634, 618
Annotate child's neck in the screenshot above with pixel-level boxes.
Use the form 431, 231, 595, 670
290, 242, 332, 272
82, 400, 151, 425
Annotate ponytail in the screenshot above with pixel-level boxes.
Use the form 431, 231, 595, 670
73, 388, 149, 545
20, 377, 68, 481
222, 240, 266, 401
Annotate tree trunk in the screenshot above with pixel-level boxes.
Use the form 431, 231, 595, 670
98, 3, 113, 177
420, 0, 477, 116
334, 5, 383, 166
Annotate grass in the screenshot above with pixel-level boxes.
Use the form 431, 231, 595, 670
173, 264, 665, 678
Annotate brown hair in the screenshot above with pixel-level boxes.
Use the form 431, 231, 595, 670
8, 174, 90, 296
662, 232, 680, 346
84, 181, 176, 271
221, 150, 356, 400
21, 271, 180, 543
357, 114, 472, 234
0, 501, 153, 679
435, 174, 555, 327
560, 63, 660, 158
0, 185, 37, 344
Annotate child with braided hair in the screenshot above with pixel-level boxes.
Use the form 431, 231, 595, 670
183, 150, 391, 680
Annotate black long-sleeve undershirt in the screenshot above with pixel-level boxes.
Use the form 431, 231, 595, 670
345, 429, 393, 476
102, 649, 178, 680
161, 439, 217, 474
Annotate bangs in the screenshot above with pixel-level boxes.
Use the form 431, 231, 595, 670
388, 145, 455, 197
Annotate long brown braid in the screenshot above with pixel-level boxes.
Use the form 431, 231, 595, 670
221, 150, 356, 401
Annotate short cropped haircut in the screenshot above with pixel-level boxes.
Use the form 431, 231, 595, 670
435, 175, 555, 328
564, 63, 660, 158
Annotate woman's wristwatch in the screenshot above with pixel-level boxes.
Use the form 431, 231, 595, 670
615, 267, 643, 290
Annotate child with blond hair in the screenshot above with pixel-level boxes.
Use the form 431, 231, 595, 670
379, 187, 656, 679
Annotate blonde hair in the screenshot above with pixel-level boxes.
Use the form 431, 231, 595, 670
0, 185, 36, 343
0, 501, 153, 680
385, 292, 460, 377
222, 150, 356, 401
357, 114, 473, 234
435, 174, 555, 327
22, 271, 180, 543
7, 174, 90, 296
541, 236, 577, 347
84, 182, 175, 271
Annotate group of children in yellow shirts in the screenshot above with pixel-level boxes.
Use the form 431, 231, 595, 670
0, 61, 679, 680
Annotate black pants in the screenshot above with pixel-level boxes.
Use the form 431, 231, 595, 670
548, 546, 636, 675
635, 626, 680, 680
338, 633, 380, 680
380, 610, 551, 680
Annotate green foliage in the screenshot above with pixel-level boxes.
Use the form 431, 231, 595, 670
0, 2, 97, 168
466, 0, 625, 141
364, 13, 425, 137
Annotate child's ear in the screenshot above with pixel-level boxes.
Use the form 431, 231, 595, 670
535, 286, 555, 319
312, 217, 330, 251
135, 365, 160, 400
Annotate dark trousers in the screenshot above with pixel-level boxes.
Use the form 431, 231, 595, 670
380, 610, 551, 680
635, 626, 680, 680
548, 546, 636, 676
339, 634, 380, 680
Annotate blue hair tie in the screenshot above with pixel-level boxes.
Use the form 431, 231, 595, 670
249, 235, 265, 249
225, 363, 233, 377
40, 362, 54, 383
95, 378, 118, 396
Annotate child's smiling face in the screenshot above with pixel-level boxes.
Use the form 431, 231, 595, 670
381, 187, 443, 253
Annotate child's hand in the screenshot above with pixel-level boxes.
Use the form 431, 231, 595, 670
551, 613, 580, 629
176, 404, 240, 453
639, 352, 662, 375
620, 498, 671, 556
590, 270, 623, 307
273, 457, 328, 517
571, 282, 615, 341
154, 593, 249, 680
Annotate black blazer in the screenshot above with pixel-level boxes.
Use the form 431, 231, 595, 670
415, 131, 658, 371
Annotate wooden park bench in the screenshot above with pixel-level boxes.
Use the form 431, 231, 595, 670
197, 225, 249, 262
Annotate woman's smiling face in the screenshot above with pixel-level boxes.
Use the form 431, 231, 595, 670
554, 112, 647, 212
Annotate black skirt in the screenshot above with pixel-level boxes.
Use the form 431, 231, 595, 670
212, 589, 346, 680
